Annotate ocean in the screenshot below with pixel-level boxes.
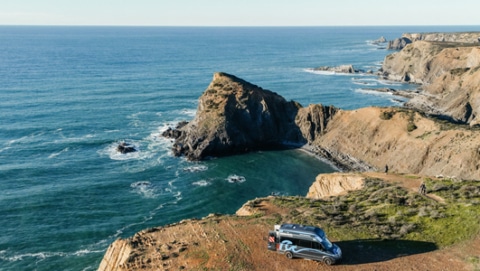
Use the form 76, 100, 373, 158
0, 25, 478, 271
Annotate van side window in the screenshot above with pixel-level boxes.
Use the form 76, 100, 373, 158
298, 239, 311, 248
312, 241, 323, 250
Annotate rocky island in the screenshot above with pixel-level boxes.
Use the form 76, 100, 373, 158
98, 32, 480, 271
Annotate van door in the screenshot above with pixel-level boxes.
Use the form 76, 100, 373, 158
296, 240, 325, 261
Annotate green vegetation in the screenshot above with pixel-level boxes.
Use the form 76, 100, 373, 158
380, 110, 395, 120
450, 67, 471, 76
270, 177, 480, 248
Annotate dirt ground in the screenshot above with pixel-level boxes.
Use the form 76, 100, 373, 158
103, 173, 480, 271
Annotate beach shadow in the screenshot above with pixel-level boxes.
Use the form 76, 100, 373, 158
336, 239, 438, 265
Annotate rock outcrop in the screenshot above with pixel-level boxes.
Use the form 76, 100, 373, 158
313, 107, 480, 180
386, 32, 480, 50
98, 239, 132, 271
306, 173, 365, 199
403, 32, 480, 44
164, 72, 337, 160
382, 40, 480, 125
116, 142, 137, 154
387, 37, 412, 50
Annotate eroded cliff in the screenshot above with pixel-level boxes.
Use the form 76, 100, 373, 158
313, 107, 480, 180
382, 40, 480, 125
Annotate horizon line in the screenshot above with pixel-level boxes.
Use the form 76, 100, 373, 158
1, 24, 480, 28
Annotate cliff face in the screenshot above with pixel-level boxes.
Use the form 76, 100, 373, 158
387, 32, 480, 50
315, 107, 480, 180
165, 72, 337, 160
382, 41, 480, 125
165, 72, 480, 179
306, 173, 365, 199
403, 32, 480, 43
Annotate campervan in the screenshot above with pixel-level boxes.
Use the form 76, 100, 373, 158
267, 224, 342, 265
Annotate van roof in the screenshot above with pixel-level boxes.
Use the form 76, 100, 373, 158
279, 224, 326, 237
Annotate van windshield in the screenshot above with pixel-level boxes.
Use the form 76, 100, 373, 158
321, 238, 333, 250
315, 228, 333, 250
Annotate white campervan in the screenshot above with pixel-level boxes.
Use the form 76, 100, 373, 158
267, 223, 342, 265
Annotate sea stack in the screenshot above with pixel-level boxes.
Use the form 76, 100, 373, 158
163, 72, 305, 160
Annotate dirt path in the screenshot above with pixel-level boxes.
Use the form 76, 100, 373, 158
363, 172, 446, 204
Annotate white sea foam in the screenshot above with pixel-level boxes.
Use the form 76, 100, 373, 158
226, 174, 246, 184
377, 79, 402, 86
181, 108, 196, 117
192, 180, 211, 187
48, 147, 70, 159
183, 165, 208, 173
352, 80, 378, 86
355, 88, 394, 96
304, 68, 359, 76
130, 181, 158, 199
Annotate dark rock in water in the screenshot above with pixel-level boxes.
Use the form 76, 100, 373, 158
117, 142, 137, 154
164, 72, 338, 160
372, 36, 387, 44
162, 121, 188, 139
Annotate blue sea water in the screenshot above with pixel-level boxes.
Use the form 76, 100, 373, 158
0, 25, 478, 271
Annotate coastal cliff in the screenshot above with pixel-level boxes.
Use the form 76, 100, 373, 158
382, 39, 480, 125
313, 107, 480, 180
165, 72, 480, 180
387, 32, 480, 50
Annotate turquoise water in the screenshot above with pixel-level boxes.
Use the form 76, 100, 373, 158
1, 25, 478, 271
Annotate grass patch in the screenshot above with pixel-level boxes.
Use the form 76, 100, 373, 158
271, 177, 480, 248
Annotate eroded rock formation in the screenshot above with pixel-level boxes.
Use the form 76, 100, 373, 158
386, 32, 480, 50
382, 40, 480, 125
164, 72, 337, 160
306, 172, 365, 199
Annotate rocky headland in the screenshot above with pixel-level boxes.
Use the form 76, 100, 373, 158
98, 32, 480, 271
382, 34, 480, 125
387, 31, 480, 50
164, 71, 480, 179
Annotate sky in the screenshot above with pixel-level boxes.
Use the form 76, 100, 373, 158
1, 0, 479, 26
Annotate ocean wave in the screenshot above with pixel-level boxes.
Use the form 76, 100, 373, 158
355, 88, 394, 96
377, 79, 402, 86
0, 248, 103, 263
226, 174, 246, 184
48, 147, 70, 159
304, 68, 359, 77
180, 108, 196, 117
130, 181, 158, 199
192, 180, 211, 187
352, 80, 378, 86
183, 165, 208, 173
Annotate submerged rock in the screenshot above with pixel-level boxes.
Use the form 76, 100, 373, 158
116, 142, 137, 154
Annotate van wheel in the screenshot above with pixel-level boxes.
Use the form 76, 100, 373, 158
324, 257, 334, 265
285, 251, 293, 259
